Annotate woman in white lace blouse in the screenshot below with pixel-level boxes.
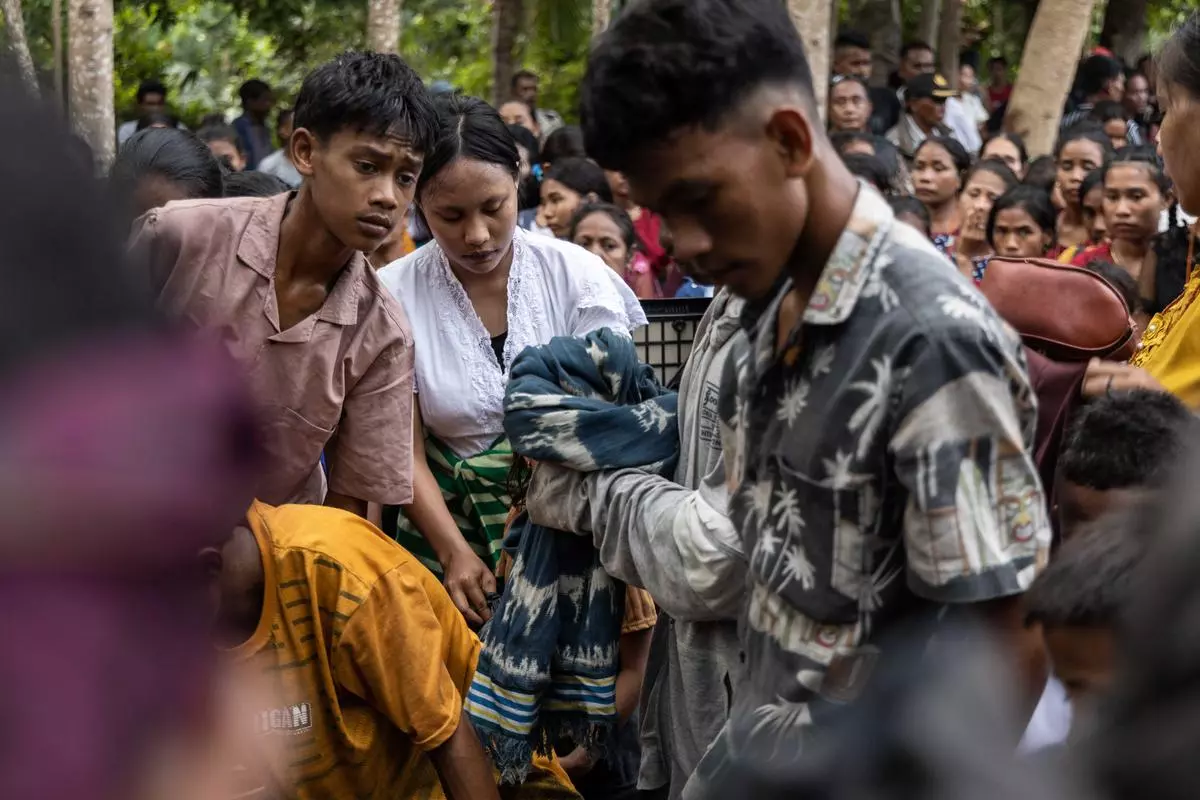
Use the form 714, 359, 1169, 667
379, 96, 645, 625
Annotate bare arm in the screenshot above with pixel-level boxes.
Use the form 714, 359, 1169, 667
428, 710, 501, 800
401, 403, 496, 626
324, 491, 368, 518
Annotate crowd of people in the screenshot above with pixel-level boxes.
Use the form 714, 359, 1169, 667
14, 0, 1200, 798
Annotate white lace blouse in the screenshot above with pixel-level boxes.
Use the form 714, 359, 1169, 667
378, 228, 647, 458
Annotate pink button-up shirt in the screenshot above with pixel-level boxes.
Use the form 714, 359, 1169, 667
131, 194, 414, 506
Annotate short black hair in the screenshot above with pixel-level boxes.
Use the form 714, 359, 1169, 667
276, 108, 294, 130
1092, 99, 1129, 123
1059, 389, 1193, 491
136, 79, 167, 102
223, 170, 290, 198
1024, 512, 1143, 630
196, 124, 241, 151
416, 94, 519, 202
830, 129, 876, 154
544, 156, 614, 203
1086, 259, 1144, 318
111, 127, 224, 207
987, 55, 1008, 68
238, 78, 272, 105
580, 0, 815, 172
986, 184, 1056, 248
900, 40, 934, 58
841, 152, 889, 193
889, 195, 931, 233
834, 30, 871, 52
569, 201, 638, 250
1077, 54, 1125, 98
540, 124, 587, 166
511, 69, 538, 88
1023, 154, 1058, 193
292, 52, 437, 154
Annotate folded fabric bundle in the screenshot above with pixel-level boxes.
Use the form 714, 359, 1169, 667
465, 328, 679, 783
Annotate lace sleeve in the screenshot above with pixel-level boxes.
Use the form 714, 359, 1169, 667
572, 257, 648, 336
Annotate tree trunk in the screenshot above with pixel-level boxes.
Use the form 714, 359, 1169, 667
788, 0, 832, 118
1098, 0, 1148, 66
1004, 0, 1098, 157
918, 0, 941, 51
491, 0, 525, 107
366, 0, 402, 54
937, 0, 962, 84
592, 0, 611, 37
859, 0, 900, 87
1, 0, 38, 94
67, 0, 113, 172
52, 0, 63, 109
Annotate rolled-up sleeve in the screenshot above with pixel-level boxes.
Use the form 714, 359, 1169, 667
888, 327, 1050, 604
328, 334, 415, 505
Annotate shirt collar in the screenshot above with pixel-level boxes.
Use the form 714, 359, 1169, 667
236, 192, 363, 327
803, 183, 894, 326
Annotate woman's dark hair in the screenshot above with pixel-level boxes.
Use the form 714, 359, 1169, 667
136, 111, 179, 131
1080, 167, 1106, 201
962, 159, 1019, 195
196, 124, 241, 150
540, 124, 587, 166
223, 170, 290, 198
1102, 147, 1172, 195
1055, 122, 1115, 162
568, 201, 638, 250
1158, 12, 1200, 99
416, 94, 520, 202
111, 127, 224, 202
1086, 259, 1144, 317
982, 131, 1028, 167
985, 185, 1056, 249
889, 195, 931, 233
915, 136, 971, 176
507, 123, 540, 164
841, 152, 890, 193
1023, 155, 1058, 193
1091, 99, 1128, 124
831, 130, 876, 155
543, 156, 614, 203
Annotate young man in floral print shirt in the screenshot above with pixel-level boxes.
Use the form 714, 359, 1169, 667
579, 0, 1052, 796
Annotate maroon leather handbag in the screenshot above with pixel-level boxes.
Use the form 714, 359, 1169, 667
978, 257, 1136, 362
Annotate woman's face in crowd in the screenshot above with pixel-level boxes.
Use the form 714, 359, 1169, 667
829, 80, 871, 133
1159, 81, 1200, 215
420, 156, 518, 276
912, 143, 960, 207
572, 211, 631, 274
1104, 118, 1129, 150
1081, 183, 1108, 243
959, 170, 1010, 240
498, 102, 537, 136
959, 64, 978, 93
1103, 163, 1166, 243
1125, 73, 1151, 115
991, 206, 1051, 258
981, 137, 1024, 179
1057, 138, 1105, 211
539, 178, 584, 239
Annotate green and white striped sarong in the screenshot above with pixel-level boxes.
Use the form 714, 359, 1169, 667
394, 435, 514, 577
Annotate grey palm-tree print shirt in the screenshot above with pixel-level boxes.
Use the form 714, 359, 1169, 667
684, 186, 1051, 798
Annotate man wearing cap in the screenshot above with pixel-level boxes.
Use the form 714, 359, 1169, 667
887, 72, 959, 161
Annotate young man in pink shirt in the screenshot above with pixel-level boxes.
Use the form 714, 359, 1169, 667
131, 52, 436, 517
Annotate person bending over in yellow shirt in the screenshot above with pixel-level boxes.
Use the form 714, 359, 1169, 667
204, 501, 548, 800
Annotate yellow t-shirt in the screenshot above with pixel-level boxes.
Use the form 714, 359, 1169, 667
233, 501, 480, 800
1133, 270, 1200, 408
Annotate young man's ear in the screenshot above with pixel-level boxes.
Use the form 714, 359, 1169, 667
766, 106, 816, 180
291, 128, 318, 178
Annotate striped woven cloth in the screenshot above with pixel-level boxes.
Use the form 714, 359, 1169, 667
393, 435, 513, 576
